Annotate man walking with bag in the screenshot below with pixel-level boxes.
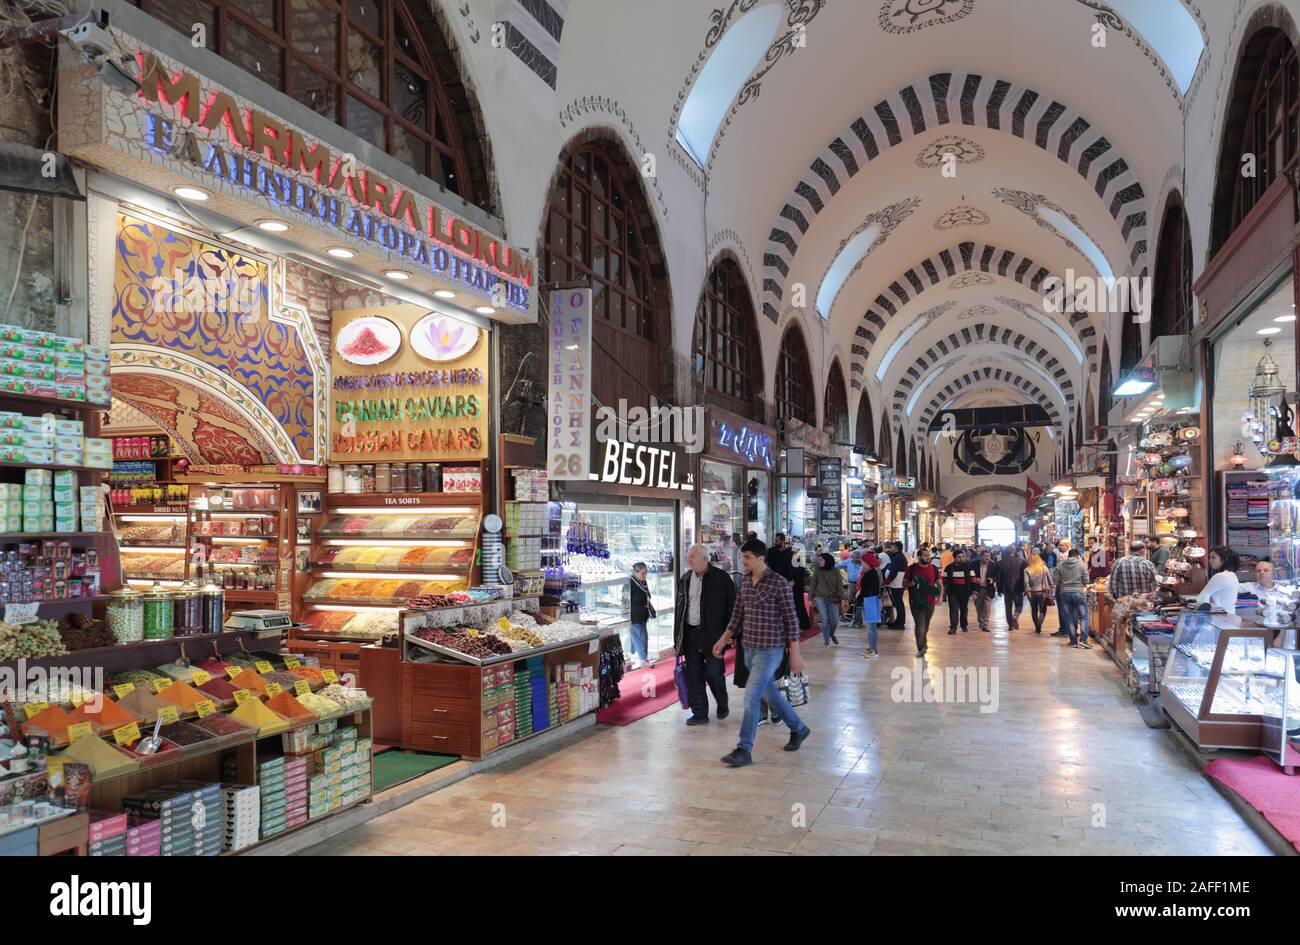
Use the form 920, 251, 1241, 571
714, 538, 811, 768
674, 544, 737, 726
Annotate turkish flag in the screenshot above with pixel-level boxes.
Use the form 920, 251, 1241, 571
1025, 477, 1044, 511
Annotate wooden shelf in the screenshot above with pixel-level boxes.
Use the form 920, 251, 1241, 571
26, 595, 109, 616
220, 590, 278, 602
0, 531, 106, 541
325, 491, 483, 508
0, 461, 110, 474
1, 629, 273, 675
310, 564, 472, 574
0, 391, 106, 413
111, 505, 189, 515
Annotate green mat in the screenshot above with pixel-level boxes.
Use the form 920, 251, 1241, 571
372, 750, 459, 793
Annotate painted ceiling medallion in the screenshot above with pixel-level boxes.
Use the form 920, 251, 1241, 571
934, 205, 990, 230
949, 271, 994, 289
915, 134, 985, 168
880, 0, 975, 34
957, 304, 998, 320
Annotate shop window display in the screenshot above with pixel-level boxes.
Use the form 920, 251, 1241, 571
700, 461, 743, 573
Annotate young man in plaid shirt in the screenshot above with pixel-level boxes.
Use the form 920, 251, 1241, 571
713, 538, 811, 767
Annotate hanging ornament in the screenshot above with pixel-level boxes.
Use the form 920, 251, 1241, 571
1168, 453, 1193, 470
1146, 432, 1174, 447
1176, 426, 1201, 441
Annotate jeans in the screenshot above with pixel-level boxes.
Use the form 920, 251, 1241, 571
629, 622, 648, 661
946, 588, 971, 630
683, 626, 728, 717
849, 600, 863, 626
1058, 591, 1086, 644
815, 596, 840, 643
865, 621, 879, 652
911, 599, 934, 654
737, 645, 806, 755
1028, 593, 1049, 632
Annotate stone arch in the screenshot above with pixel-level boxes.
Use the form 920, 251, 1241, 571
917, 370, 1063, 430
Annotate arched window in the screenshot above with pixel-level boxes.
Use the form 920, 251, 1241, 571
824, 360, 849, 442
543, 141, 668, 406
775, 325, 815, 425
854, 391, 876, 456
693, 257, 763, 421
1152, 195, 1194, 338
895, 430, 907, 476
132, 0, 485, 203
880, 414, 893, 471
1210, 28, 1299, 254
932, 455, 940, 495
1119, 309, 1143, 373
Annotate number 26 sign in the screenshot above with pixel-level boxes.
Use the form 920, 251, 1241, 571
547, 287, 592, 481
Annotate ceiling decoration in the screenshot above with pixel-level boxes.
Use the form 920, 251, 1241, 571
949, 271, 994, 289
994, 294, 1096, 364
847, 241, 1097, 389
879, 0, 976, 35
918, 368, 1063, 430
953, 425, 1037, 475
915, 134, 985, 168
956, 303, 997, 319
1074, 0, 1209, 106
934, 205, 990, 230
814, 196, 923, 317
759, 71, 1149, 321
989, 186, 1119, 276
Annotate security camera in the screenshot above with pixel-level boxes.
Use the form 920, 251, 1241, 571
59, 21, 116, 64
97, 57, 141, 95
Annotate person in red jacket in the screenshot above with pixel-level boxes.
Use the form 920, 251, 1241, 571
904, 547, 942, 657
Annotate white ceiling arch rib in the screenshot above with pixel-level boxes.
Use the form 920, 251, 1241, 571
760, 71, 1150, 322
917, 369, 1064, 433
906, 355, 1070, 430
847, 241, 1098, 390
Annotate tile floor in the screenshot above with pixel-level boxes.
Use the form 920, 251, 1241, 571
304, 603, 1275, 856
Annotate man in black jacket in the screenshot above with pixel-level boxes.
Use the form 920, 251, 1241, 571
674, 543, 737, 725
883, 541, 909, 629
995, 544, 1027, 630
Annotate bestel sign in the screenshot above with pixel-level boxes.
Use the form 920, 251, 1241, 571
58, 36, 536, 322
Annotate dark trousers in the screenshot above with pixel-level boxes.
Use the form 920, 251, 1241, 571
1002, 588, 1018, 626
912, 600, 934, 654
947, 587, 971, 630
1028, 592, 1050, 632
683, 625, 727, 718
888, 586, 906, 627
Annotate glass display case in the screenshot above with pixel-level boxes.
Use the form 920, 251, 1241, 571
1267, 466, 1300, 584
1161, 610, 1278, 749
1260, 647, 1300, 773
699, 460, 743, 574
553, 505, 677, 658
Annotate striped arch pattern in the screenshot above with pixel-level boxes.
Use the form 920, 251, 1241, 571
847, 241, 1097, 391
888, 323, 1077, 420
761, 71, 1149, 321
917, 368, 1063, 431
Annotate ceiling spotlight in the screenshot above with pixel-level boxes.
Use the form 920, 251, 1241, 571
434, 289, 457, 299
256, 220, 289, 232
475, 306, 496, 315
172, 186, 209, 201
326, 247, 355, 259
384, 270, 412, 281
1257, 327, 1282, 335
1275, 314, 1296, 323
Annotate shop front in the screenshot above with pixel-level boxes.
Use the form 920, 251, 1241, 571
778, 417, 832, 552
697, 406, 776, 574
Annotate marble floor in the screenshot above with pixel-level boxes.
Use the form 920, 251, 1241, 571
305, 603, 1274, 856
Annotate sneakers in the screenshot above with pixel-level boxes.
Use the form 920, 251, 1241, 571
783, 726, 812, 752
863, 650, 878, 659
1067, 642, 1079, 648
770, 716, 784, 727
1051, 630, 1069, 637
1081, 640, 1093, 649
686, 715, 709, 725
720, 748, 753, 767
980, 626, 989, 632
756, 717, 769, 727
831, 633, 838, 644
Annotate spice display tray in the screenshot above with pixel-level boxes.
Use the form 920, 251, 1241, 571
403, 629, 598, 667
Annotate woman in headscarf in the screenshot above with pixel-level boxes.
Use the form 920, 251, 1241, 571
857, 551, 884, 659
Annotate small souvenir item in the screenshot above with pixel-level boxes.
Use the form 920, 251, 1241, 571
1176, 426, 1201, 441
1184, 545, 1206, 558
1168, 453, 1193, 470
1146, 432, 1174, 447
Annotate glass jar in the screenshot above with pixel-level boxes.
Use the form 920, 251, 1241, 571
391, 463, 408, 493
376, 462, 391, 493
327, 465, 345, 493
105, 587, 144, 643
343, 464, 362, 494
142, 583, 175, 640
172, 583, 201, 635
361, 464, 376, 493
200, 581, 224, 633
408, 463, 424, 493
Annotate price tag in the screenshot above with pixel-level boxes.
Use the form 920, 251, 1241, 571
265, 682, 283, 697
190, 670, 211, 686
67, 722, 93, 743
283, 657, 301, 670
3, 601, 40, 625
23, 702, 49, 720
194, 699, 216, 718
158, 706, 180, 725
112, 683, 135, 699
113, 722, 141, 747
226, 667, 243, 680
321, 669, 338, 684
255, 660, 274, 674
152, 678, 172, 694
69, 691, 88, 708
232, 689, 252, 705
294, 680, 310, 697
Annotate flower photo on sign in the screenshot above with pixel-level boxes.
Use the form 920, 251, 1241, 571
410, 313, 479, 362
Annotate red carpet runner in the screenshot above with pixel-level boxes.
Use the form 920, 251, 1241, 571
1205, 755, 1300, 851
595, 620, 823, 727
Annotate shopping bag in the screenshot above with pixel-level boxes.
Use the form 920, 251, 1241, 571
673, 658, 690, 709
778, 672, 810, 708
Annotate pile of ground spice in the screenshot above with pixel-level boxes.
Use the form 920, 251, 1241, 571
193, 713, 253, 737
22, 704, 83, 745
262, 671, 302, 689
228, 668, 269, 695
73, 696, 141, 733
295, 692, 342, 717
196, 676, 239, 705
230, 698, 289, 735
158, 721, 214, 747
287, 665, 325, 687
264, 690, 314, 722
342, 325, 391, 357
156, 682, 210, 714
193, 657, 235, 675
62, 734, 139, 778
115, 687, 171, 723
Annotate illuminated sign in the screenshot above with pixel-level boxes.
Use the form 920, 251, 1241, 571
591, 438, 694, 492
548, 288, 593, 480
715, 421, 774, 469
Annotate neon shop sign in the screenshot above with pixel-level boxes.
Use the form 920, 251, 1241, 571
716, 422, 774, 469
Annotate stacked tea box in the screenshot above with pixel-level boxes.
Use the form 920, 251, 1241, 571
0, 410, 112, 468
221, 784, 260, 852
0, 483, 19, 533
125, 819, 160, 857
19, 469, 91, 533
284, 755, 309, 830
80, 485, 101, 531
336, 729, 370, 809
22, 470, 55, 533
121, 781, 223, 856
83, 343, 110, 405
88, 811, 128, 857
0, 328, 109, 404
